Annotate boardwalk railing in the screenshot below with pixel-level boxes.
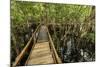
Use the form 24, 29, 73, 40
13, 24, 62, 66
47, 27, 62, 63
25, 24, 41, 65
13, 24, 41, 67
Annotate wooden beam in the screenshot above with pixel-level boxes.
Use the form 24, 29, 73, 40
47, 27, 62, 63
13, 24, 42, 67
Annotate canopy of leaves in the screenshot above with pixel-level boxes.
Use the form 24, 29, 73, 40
11, 0, 93, 25
11, 0, 95, 64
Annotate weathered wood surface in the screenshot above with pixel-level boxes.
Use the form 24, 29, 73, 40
13, 24, 62, 66
13, 24, 41, 67
25, 42, 54, 65
37, 25, 49, 42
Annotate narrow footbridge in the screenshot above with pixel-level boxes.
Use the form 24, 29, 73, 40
13, 24, 62, 66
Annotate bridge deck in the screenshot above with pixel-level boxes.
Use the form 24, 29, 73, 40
25, 25, 55, 65
37, 25, 48, 42
25, 42, 54, 65
13, 25, 61, 66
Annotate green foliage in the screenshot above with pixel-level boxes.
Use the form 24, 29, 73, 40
11, 0, 95, 61
11, 1, 93, 24
86, 33, 95, 43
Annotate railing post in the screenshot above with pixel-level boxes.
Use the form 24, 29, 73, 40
13, 24, 42, 67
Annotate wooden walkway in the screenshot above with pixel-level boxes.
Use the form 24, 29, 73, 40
13, 24, 62, 66
26, 25, 55, 65
25, 42, 54, 65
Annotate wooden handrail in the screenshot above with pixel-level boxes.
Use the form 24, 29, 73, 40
13, 23, 41, 67
25, 24, 42, 65
47, 27, 62, 63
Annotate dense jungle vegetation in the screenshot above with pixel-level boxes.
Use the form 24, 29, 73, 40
11, 0, 95, 65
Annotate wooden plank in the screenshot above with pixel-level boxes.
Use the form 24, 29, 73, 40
27, 54, 54, 65
25, 42, 54, 65
13, 24, 42, 67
